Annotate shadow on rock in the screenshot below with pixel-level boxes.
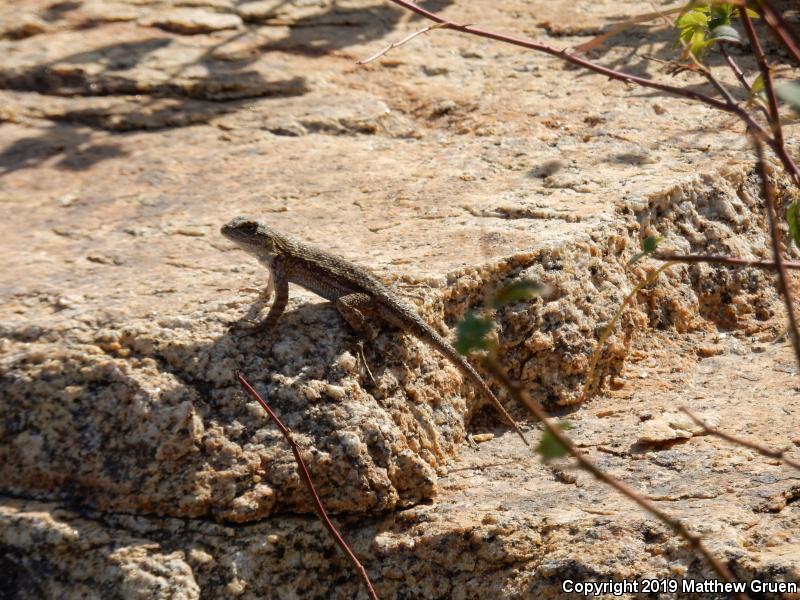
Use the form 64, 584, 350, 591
0, 124, 127, 174
256, 0, 453, 55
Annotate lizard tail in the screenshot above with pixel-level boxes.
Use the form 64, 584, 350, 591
416, 326, 530, 447
454, 347, 530, 447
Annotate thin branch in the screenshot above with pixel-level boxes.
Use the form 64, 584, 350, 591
720, 43, 750, 92
756, 1, 800, 67
237, 372, 379, 600
719, 43, 771, 120
483, 360, 748, 599
740, 6, 785, 151
681, 38, 739, 107
358, 22, 447, 64
652, 252, 800, 270
650, 5, 739, 109
681, 407, 800, 470
754, 140, 800, 369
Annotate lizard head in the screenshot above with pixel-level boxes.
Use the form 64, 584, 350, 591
221, 217, 279, 261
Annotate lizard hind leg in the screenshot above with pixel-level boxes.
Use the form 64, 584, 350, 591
334, 293, 378, 340
335, 293, 379, 387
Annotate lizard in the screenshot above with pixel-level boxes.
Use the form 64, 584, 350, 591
220, 216, 529, 446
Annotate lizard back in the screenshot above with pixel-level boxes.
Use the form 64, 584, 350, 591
278, 233, 397, 302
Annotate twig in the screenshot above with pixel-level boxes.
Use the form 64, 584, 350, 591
357, 22, 448, 64
740, 6, 800, 370
754, 140, 800, 370
719, 43, 751, 93
237, 372, 379, 600
678, 28, 740, 107
681, 407, 800, 470
581, 262, 675, 400
756, 1, 800, 67
719, 44, 771, 120
483, 360, 748, 599
641, 54, 697, 76
652, 253, 800, 270
740, 7, 786, 152
651, 5, 740, 111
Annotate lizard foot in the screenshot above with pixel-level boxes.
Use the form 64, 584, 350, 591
228, 318, 273, 336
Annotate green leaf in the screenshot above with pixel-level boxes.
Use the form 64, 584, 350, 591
536, 422, 575, 462
491, 280, 544, 308
745, 8, 759, 19
677, 10, 708, 33
628, 235, 662, 265
751, 73, 765, 95
455, 311, 494, 355
709, 25, 741, 44
676, 9, 709, 53
690, 30, 710, 55
642, 235, 661, 254
787, 203, 800, 249
708, 4, 734, 31
776, 82, 800, 114
675, 4, 746, 55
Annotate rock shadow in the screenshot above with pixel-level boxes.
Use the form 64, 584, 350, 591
0, 124, 126, 174
256, 0, 453, 55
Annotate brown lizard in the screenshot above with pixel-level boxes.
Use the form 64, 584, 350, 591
221, 216, 529, 446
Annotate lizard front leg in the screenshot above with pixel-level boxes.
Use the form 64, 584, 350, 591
236, 256, 289, 334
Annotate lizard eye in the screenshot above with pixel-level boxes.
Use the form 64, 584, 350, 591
240, 222, 258, 234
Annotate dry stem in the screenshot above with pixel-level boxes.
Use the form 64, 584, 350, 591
237, 372, 379, 600
358, 22, 448, 64
652, 253, 800, 270
681, 407, 800, 471
754, 140, 800, 369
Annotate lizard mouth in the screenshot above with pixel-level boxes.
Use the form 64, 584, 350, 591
221, 217, 260, 241
220, 217, 278, 262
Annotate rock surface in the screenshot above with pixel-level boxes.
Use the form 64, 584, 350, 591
1, 0, 799, 597
3, 341, 800, 599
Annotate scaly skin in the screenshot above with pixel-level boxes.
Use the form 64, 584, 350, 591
221, 216, 528, 446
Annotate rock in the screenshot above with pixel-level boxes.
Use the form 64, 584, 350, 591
697, 344, 724, 357
0, 91, 237, 131
81, 1, 139, 23
235, 1, 283, 21
214, 90, 417, 137
0, 499, 201, 600
235, 0, 333, 22
140, 10, 243, 34
0, 11, 48, 40
639, 412, 720, 443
